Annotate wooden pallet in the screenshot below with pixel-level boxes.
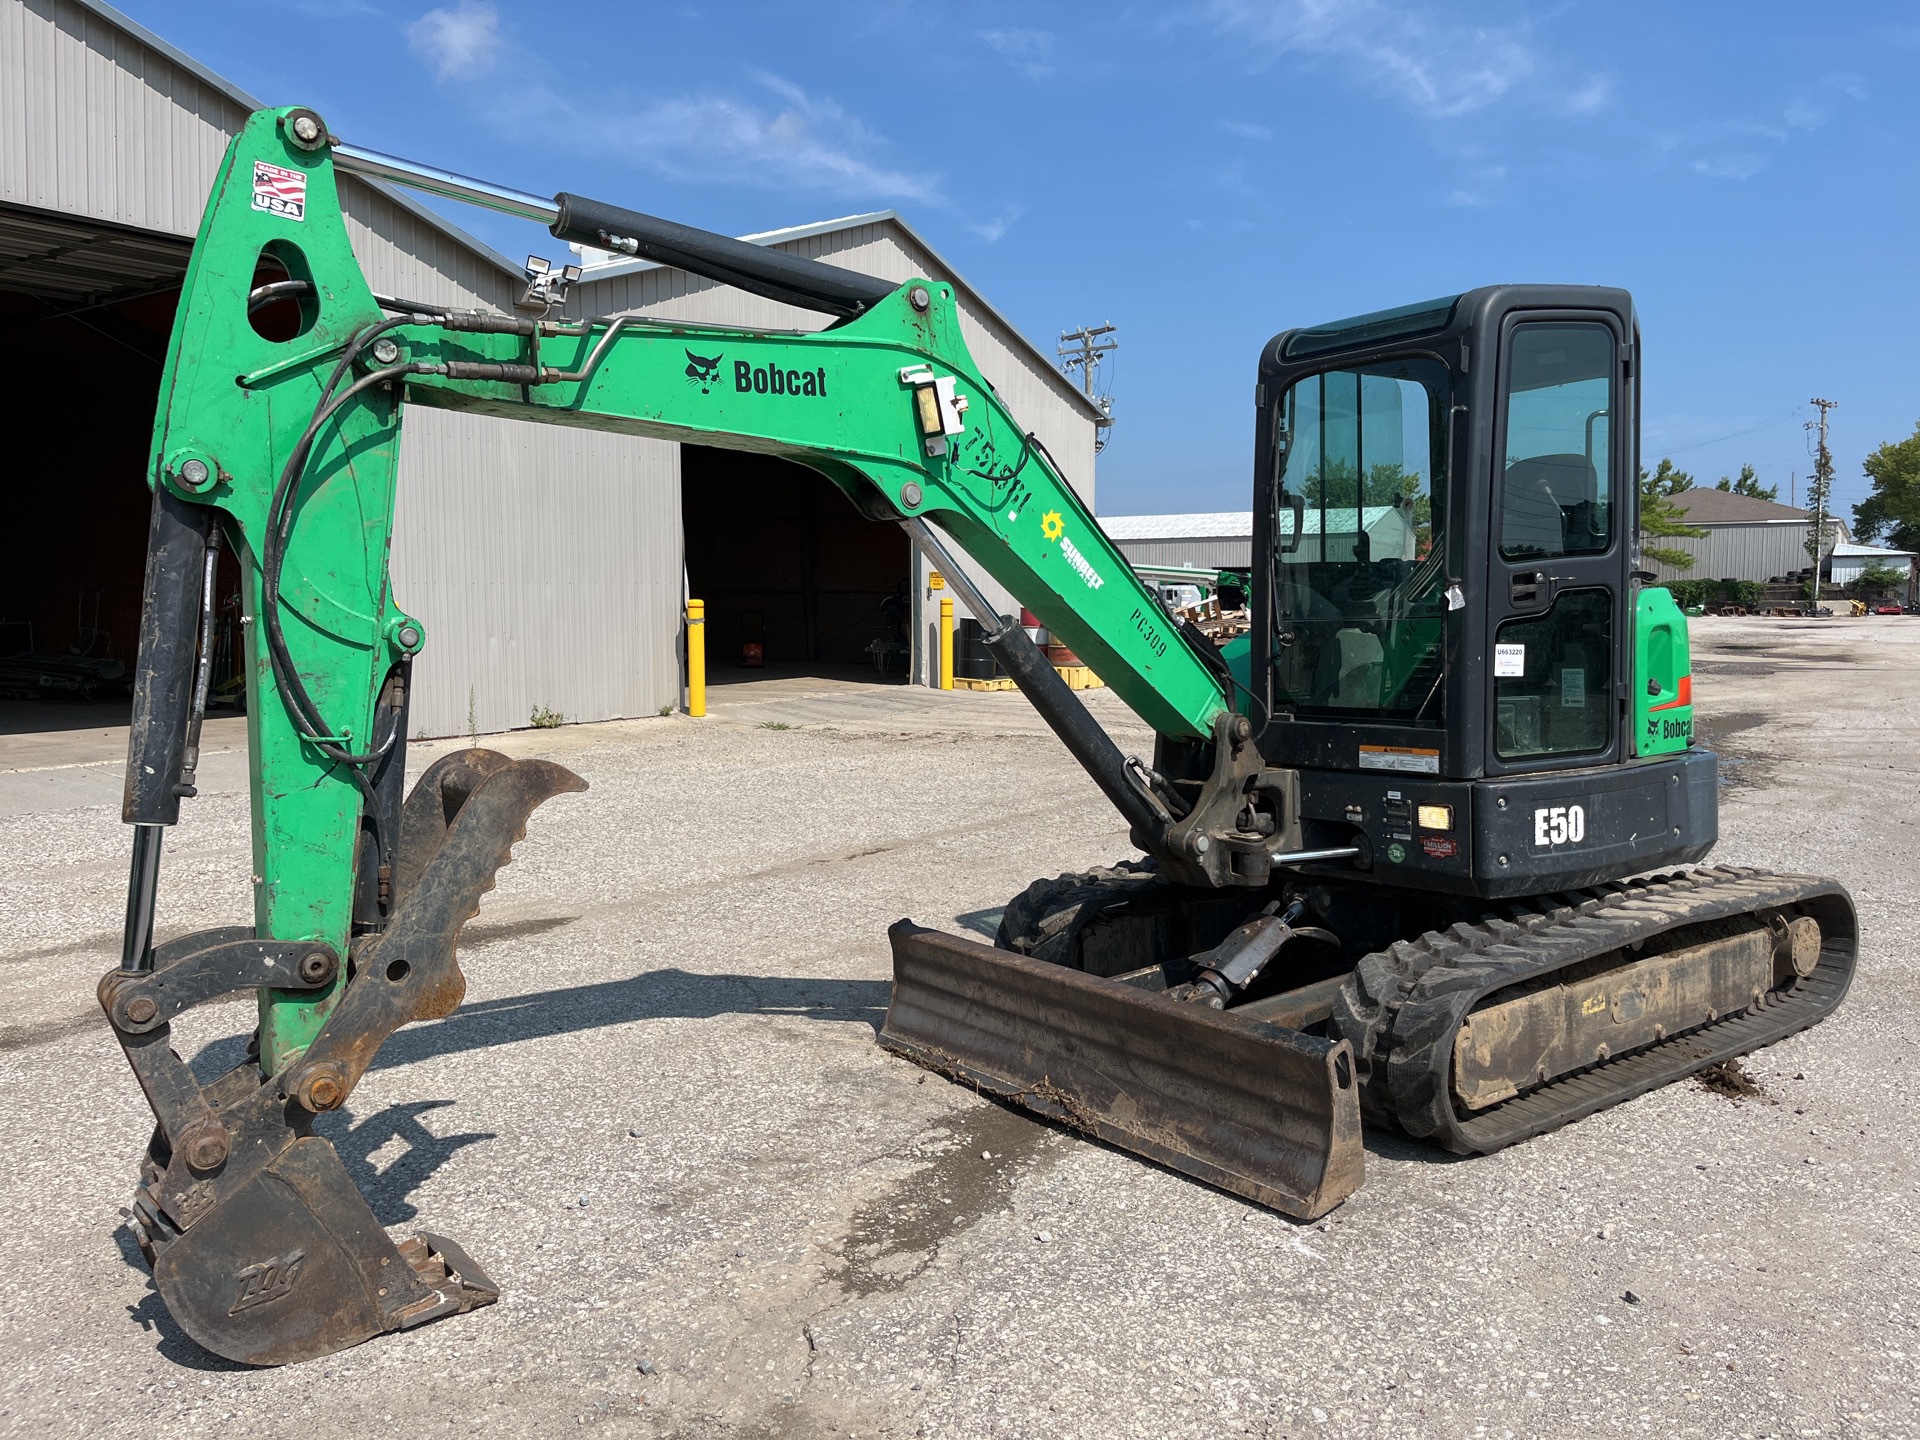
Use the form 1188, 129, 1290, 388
953, 665, 1104, 693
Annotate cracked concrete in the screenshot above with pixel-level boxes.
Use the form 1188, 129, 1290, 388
0, 621, 1917, 1438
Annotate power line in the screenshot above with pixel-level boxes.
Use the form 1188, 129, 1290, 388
1659, 405, 1805, 456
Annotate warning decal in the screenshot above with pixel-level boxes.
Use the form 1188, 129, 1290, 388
1358, 744, 1440, 775
251, 161, 307, 222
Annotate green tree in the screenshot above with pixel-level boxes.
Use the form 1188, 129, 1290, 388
1714, 463, 1777, 501
1850, 561, 1907, 599
1638, 458, 1706, 571
1854, 421, 1920, 555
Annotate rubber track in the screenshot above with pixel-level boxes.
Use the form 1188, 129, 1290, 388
1331, 865, 1859, 1154
996, 860, 1162, 964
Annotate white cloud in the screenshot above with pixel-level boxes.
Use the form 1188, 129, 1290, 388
1218, 118, 1274, 140
1692, 152, 1766, 181
1557, 74, 1612, 118
968, 205, 1029, 244
1446, 163, 1506, 206
980, 27, 1056, 79
1785, 71, 1867, 131
499, 72, 942, 204
1202, 0, 1536, 118
406, 0, 502, 82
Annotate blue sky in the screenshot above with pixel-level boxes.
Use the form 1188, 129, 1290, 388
135, 0, 1917, 525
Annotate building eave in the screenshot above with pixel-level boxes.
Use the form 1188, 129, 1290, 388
69, 0, 528, 286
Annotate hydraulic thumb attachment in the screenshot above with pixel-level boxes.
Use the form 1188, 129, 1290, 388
106, 753, 583, 1366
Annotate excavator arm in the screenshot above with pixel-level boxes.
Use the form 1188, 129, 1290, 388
109, 108, 1365, 1365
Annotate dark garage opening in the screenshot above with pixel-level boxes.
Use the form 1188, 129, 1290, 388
0, 203, 210, 737
681, 445, 911, 684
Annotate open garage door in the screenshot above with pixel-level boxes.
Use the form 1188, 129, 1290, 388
0, 204, 222, 734
682, 446, 912, 685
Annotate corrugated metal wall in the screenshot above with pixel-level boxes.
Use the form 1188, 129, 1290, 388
11, 0, 1094, 728
570, 221, 1100, 684
1, 0, 239, 235
391, 407, 682, 736
1645, 523, 1823, 582
1115, 538, 1253, 570
4, 0, 685, 737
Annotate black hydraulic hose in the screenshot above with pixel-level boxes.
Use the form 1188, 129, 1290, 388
174, 523, 222, 800
120, 825, 163, 973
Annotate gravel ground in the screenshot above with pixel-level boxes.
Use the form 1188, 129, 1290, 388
0, 619, 1915, 1439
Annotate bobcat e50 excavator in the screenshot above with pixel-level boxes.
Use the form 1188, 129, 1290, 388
108, 108, 1857, 1365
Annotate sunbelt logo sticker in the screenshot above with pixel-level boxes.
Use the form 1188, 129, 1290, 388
1040, 509, 1104, 591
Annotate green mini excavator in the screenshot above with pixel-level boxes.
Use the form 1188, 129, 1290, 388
107, 107, 1856, 1365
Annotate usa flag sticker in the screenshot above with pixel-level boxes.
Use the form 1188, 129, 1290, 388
251, 160, 307, 222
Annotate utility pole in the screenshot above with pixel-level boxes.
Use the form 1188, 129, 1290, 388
1805, 398, 1838, 611
1058, 323, 1118, 451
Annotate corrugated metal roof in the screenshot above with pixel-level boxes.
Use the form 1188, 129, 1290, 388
1670, 489, 1808, 524
1101, 512, 1253, 540
1832, 540, 1915, 559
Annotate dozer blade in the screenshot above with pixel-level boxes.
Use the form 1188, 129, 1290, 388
115, 752, 584, 1366
882, 922, 1364, 1219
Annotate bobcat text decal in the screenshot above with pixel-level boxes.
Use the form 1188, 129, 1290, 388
735, 362, 828, 397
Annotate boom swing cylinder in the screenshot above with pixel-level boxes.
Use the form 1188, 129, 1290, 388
107, 106, 1855, 1367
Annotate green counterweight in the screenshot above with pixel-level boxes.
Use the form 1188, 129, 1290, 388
145, 109, 1229, 1074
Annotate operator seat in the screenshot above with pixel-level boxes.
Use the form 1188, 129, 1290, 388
1501, 453, 1597, 558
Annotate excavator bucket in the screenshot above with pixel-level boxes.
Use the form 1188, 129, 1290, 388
111, 750, 584, 1366
881, 923, 1365, 1219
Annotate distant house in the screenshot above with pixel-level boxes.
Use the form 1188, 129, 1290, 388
1641, 490, 1914, 596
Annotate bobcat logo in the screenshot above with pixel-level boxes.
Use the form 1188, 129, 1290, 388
228, 1250, 307, 1315
685, 349, 724, 394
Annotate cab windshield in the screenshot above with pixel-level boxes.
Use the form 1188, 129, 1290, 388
1270, 357, 1449, 719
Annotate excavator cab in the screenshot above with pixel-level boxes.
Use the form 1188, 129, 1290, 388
1195, 286, 1718, 898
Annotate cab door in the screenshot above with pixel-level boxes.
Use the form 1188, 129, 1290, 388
1483, 312, 1629, 774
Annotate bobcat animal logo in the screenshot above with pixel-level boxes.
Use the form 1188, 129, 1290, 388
228, 1249, 307, 1315
685, 350, 724, 394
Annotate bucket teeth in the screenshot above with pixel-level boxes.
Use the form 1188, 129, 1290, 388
393, 747, 519, 907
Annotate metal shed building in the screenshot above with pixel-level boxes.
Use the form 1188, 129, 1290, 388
1641, 490, 1846, 584
1, 0, 1100, 736
1101, 512, 1254, 571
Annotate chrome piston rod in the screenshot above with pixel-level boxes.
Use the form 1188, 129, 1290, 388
330, 142, 561, 226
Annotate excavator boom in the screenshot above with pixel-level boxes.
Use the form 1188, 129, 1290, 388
112, 108, 1368, 1364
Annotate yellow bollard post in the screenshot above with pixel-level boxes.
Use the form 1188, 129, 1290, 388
686, 598, 706, 717
939, 596, 954, 690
